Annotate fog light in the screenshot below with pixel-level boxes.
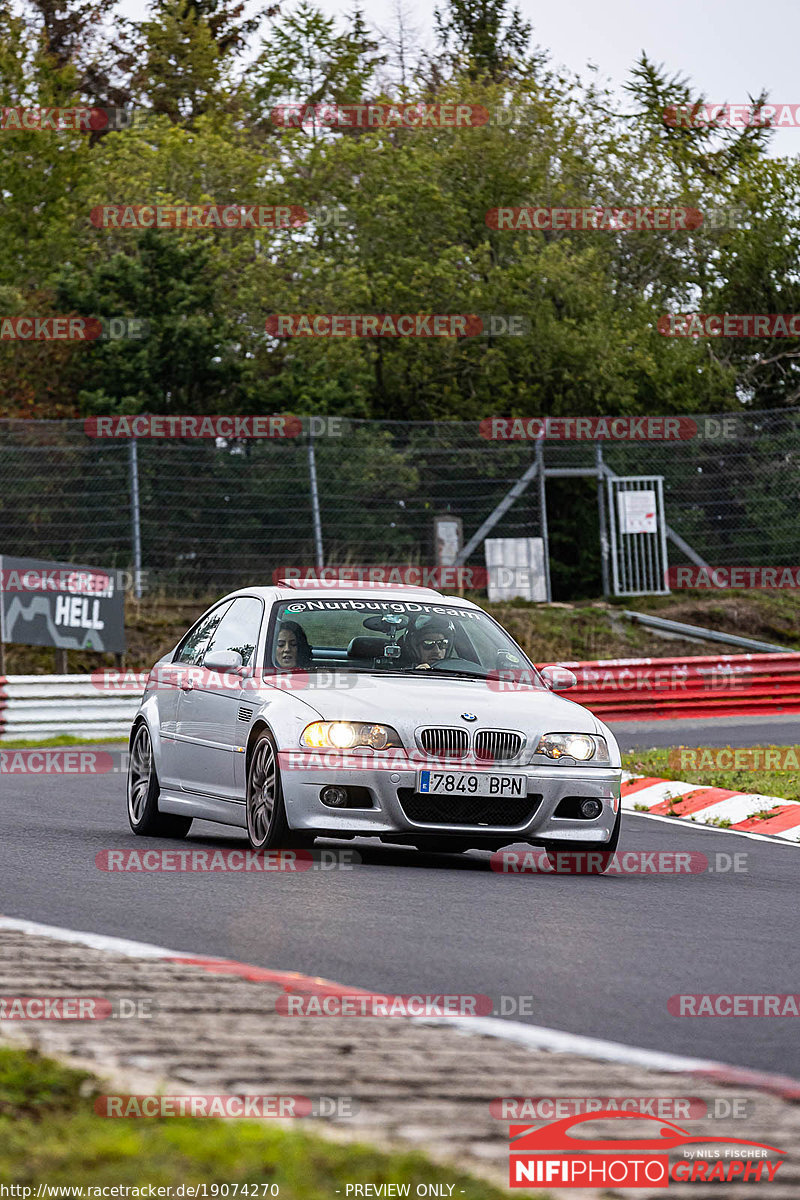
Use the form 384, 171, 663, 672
580, 799, 603, 819
321, 786, 348, 808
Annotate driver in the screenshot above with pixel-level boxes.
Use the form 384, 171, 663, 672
273, 621, 312, 670
402, 616, 456, 670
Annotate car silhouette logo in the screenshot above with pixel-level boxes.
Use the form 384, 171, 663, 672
461, 713, 477, 721
509, 1111, 785, 1155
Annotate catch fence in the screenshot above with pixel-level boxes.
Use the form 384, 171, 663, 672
0, 410, 798, 598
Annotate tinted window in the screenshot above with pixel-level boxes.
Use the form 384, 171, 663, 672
265, 598, 536, 680
204, 596, 263, 666
175, 603, 232, 665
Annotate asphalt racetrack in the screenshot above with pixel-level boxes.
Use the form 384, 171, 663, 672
1, 717, 797, 1079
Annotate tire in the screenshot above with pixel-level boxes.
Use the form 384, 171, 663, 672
543, 806, 621, 874
246, 731, 294, 851
127, 723, 193, 838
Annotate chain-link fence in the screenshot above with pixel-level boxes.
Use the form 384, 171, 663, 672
0, 411, 798, 597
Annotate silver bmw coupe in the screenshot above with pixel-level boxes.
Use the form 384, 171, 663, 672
127, 582, 622, 859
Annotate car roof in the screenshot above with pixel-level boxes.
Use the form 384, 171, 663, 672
214, 583, 483, 609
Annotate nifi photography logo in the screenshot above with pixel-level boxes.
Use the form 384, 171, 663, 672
508, 1111, 785, 1189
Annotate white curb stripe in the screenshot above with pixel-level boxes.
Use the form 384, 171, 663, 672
620, 780, 706, 808
3, 913, 800, 1095
0, 914, 735, 1076
683, 793, 786, 825
623, 774, 800, 843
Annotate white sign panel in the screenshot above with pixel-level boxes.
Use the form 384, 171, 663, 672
484, 537, 547, 602
618, 490, 657, 535
435, 516, 462, 567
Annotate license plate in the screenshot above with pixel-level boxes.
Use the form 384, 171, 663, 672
417, 770, 526, 798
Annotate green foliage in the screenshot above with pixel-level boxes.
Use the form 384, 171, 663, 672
0, 0, 798, 422
0, 1047, 520, 1198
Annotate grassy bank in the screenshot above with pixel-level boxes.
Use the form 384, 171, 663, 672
6, 589, 800, 676
0, 1046, 523, 1196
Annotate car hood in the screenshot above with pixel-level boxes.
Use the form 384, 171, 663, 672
295, 672, 601, 736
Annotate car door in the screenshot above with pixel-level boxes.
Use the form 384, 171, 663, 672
158, 601, 233, 792
176, 595, 264, 800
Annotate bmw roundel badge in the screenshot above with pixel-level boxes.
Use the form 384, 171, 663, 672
461, 713, 477, 721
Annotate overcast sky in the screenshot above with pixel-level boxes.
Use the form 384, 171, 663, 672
116, 0, 800, 156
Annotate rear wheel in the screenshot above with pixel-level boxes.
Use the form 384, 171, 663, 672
127, 723, 193, 838
543, 807, 621, 874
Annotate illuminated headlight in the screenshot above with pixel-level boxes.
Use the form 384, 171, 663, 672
534, 733, 610, 763
301, 722, 403, 750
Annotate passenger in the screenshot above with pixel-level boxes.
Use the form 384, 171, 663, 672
402, 617, 455, 670
274, 621, 312, 670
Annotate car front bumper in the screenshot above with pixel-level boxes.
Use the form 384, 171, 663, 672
278, 753, 621, 843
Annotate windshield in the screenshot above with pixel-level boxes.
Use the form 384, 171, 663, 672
265, 597, 540, 682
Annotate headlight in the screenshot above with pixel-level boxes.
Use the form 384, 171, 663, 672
301, 722, 403, 750
534, 733, 610, 763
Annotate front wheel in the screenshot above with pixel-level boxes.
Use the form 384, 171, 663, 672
127, 723, 193, 838
543, 807, 621, 874
246, 732, 293, 850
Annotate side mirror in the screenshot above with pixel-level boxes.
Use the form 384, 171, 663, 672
540, 665, 577, 691
203, 649, 244, 673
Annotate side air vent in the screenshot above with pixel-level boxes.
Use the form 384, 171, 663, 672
238, 707, 254, 723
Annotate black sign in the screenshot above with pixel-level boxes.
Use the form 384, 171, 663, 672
0, 555, 126, 653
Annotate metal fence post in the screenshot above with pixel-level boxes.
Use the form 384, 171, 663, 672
536, 440, 552, 602
129, 439, 143, 599
307, 434, 324, 568
596, 444, 611, 597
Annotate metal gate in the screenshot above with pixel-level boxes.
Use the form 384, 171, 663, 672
607, 475, 669, 596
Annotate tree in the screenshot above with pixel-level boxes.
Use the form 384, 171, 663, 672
433, 0, 534, 82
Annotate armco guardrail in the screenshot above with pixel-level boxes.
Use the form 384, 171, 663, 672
0, 674, 145, 740
555, 653, 800, 720
2, 654, 800, 740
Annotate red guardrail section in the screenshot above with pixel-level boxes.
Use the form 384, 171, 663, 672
544, 653, 800, 720
2, 655, 800, 728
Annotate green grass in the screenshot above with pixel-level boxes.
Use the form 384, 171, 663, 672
0, 1047, 531, 1196
623, 746, 800, 805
